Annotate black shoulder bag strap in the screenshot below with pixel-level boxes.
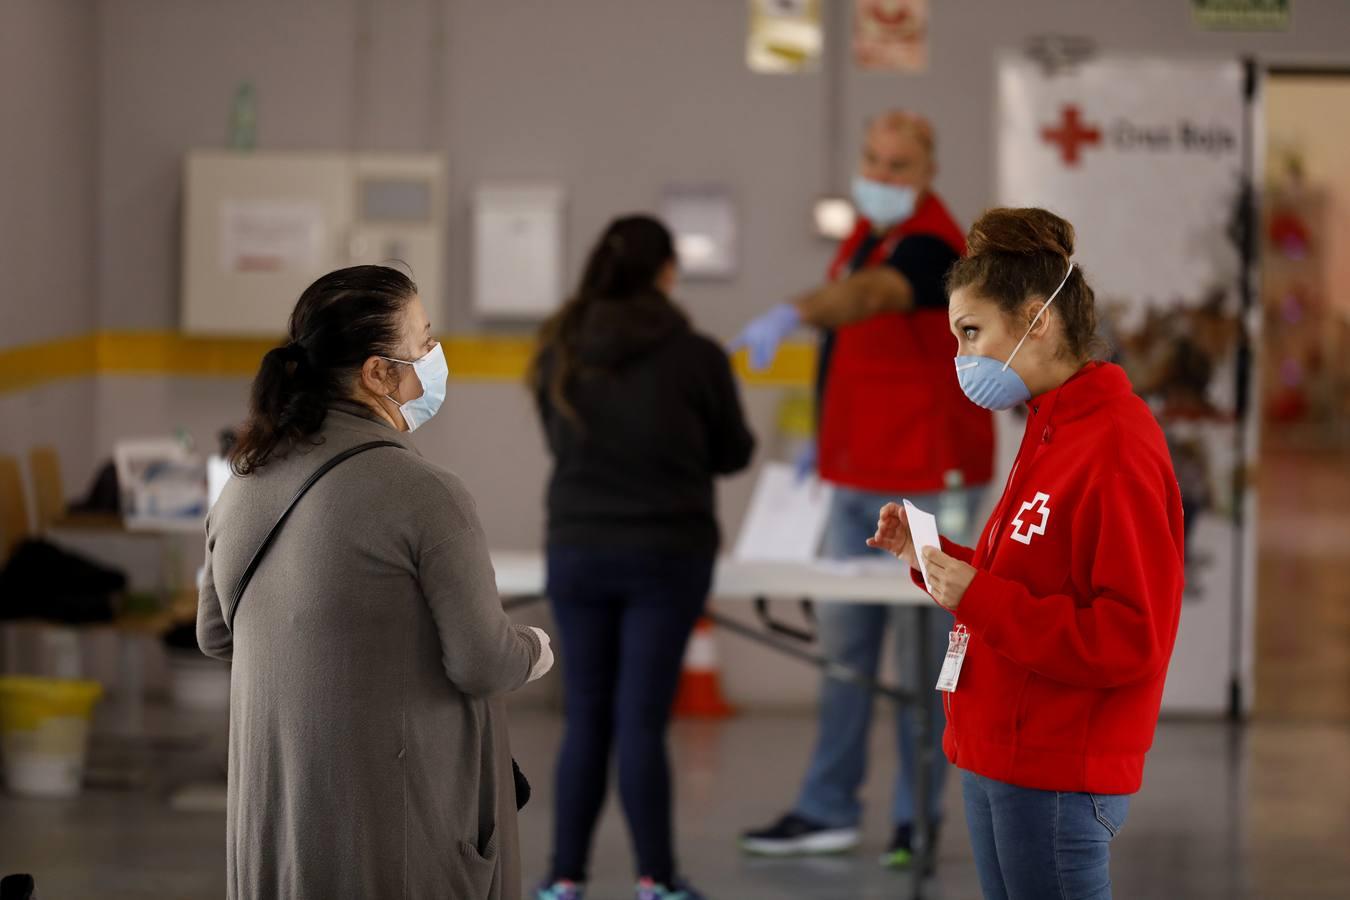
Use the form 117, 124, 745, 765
224, 440, 403, 633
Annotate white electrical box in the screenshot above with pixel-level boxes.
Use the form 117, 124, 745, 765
182, 150, 446, 336
472, 183, 566, 319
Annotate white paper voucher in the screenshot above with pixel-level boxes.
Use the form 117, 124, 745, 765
904, 499, 941, 592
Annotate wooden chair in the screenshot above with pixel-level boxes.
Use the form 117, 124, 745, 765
28, 446, 66, 532
0, 454, 33, 563
29, 446, 123, 532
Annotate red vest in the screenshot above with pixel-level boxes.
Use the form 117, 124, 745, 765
817, 192, 994, 493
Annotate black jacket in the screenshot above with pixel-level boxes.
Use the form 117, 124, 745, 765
534, 292, 755, 555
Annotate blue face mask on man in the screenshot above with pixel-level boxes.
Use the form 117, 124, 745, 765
954, 263, 1075, 411
851, 175, 917, 228
379, 342, 448, 431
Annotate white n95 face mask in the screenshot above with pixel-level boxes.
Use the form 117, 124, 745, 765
954, 263, 1074, 411
379, 342, 448, 431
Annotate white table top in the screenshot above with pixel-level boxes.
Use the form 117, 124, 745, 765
490, 551, 930, 606
124, 515, 207, 535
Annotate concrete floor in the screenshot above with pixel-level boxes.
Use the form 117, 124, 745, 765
1, 705, 1347, 899
1255, 443, 1350, 721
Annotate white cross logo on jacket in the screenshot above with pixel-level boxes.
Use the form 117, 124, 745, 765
1010, 492, 1051, 545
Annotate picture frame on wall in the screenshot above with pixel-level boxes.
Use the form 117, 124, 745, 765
661, 185, 739, 282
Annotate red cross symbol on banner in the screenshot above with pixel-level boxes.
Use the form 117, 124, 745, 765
1041, 105, 1102, 167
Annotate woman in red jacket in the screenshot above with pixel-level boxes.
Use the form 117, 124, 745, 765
868, 207, 1184, 900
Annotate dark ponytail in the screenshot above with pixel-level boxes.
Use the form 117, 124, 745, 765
231, 265, 418, 475
946, 207, 1105, 362
529, 215, 676, 422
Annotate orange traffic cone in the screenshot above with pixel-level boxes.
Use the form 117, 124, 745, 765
672, 617, 735, 718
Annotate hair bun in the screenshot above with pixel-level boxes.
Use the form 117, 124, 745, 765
967, 207, 1075, 260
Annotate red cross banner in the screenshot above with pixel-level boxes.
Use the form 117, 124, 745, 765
997, 56, 1255, 715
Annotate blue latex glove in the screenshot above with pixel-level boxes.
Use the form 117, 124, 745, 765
728, 303, 801, 371
793, 440, 818, 483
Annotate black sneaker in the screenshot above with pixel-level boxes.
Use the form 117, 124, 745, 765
739, 812, 860, 856
880, 822, 939, 874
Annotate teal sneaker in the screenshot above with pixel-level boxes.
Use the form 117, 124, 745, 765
535, 880, 585, 900
635, 877, 706, 900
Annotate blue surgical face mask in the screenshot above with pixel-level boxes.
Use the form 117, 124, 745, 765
851, 175, 917, 228
380, 342, 448, 431
954, 263, 1075, 411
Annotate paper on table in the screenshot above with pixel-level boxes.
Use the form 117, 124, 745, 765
733, 462, 835, 563
207, 455, 233, 511
812, 557, 904, 578
904, 499, 941, 592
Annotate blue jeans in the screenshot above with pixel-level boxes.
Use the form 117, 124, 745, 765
546, 545, 713, 885
795, 485, 982, 829
962, 771, 1130, 900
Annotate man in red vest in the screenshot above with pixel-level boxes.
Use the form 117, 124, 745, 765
734, 111, 994, 870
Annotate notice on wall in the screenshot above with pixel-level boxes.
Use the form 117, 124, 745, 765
219, 200, 323, 274
662, 185, 738, 281
746, 0, 822, 74
472, 183, 566, 319
853, 0, 928, 72
1192, 0, 1291, 31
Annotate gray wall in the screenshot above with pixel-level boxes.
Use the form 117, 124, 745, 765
1, 0, 97, 349
94, 0, 835, 336
0, 0, 98, 505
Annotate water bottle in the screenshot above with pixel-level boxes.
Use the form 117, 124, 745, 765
228, 81, 257, 151
937, 469, 968, 540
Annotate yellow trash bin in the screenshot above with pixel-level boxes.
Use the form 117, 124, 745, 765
0, 676, 103, 798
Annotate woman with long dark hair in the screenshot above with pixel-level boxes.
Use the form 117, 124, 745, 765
198, 265, 552, 900
530, 217, 755, 900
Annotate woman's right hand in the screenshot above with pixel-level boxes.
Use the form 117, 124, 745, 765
867, 502, 917, 568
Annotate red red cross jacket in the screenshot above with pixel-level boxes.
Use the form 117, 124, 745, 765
919, 362, 1185, 794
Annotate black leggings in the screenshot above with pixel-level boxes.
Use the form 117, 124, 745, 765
546, 545, 712, 884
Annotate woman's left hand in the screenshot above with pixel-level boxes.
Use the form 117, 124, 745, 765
922, 548, 978, 611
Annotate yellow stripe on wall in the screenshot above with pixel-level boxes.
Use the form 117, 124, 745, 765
0, 332, 815, 393
0, 335, 100, 394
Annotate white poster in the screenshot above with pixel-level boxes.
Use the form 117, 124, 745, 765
746, 0, 822, 74
998, 56, 1253, 714
219, 200, 323, 274
662, 185, 738, 280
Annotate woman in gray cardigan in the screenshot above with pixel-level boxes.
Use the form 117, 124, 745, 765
198, 265, 552, 899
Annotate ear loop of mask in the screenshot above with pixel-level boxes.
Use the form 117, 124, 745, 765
1001, 262, 1075, 373
376, 356, 411, 409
